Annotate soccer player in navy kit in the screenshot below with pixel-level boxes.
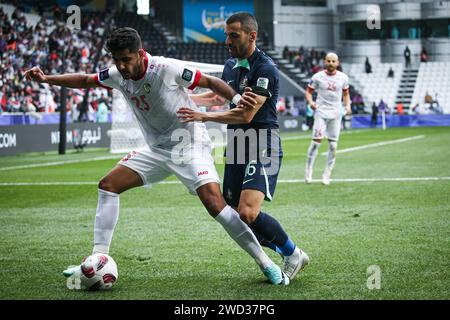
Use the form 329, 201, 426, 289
178, 12, 309, 281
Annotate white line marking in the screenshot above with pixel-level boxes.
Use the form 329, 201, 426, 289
0, 130, 368, 172
1, 176, 449, 187
284, 129, 365, 141
321, 135, 425, 155
279, 177, 450, 183
0, 155, 120, 172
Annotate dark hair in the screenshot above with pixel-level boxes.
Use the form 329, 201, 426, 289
226, 12, 258, 33
105, 27, 142, 53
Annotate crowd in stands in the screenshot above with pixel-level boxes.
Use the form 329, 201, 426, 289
2, 3, 373, 125
0, 5, 113, 122
282, 45, 327, 76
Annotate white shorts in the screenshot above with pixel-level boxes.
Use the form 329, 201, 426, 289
118, 144, 220, 195
312, 114, 342, 141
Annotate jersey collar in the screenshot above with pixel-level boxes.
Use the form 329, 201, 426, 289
233, 58, 251, 70
232, 47, 260, 71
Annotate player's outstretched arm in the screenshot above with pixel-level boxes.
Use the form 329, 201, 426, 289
189, 91, 227, 107
24, 66, 99, 89
196, 73, 257, 110
178, 87, 266, 124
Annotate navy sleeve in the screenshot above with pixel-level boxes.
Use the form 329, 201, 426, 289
250, 63, 279, 98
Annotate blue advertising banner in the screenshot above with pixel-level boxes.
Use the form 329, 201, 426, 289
351, 114, 450, 128
183, 0, 254, 42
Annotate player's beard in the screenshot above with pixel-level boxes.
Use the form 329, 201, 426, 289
228, 43, 246, 59
327, 65, 336, 73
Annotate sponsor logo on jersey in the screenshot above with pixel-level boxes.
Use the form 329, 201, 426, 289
182, 69, 193, 81
99, 69, 109, 81
256, 77, 269, 90
197, 170, 209, 176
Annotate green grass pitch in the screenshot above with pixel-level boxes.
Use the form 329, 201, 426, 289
0, 126, 449, 299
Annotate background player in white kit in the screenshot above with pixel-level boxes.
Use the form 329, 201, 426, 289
304, 52, 351, 185
24, 27, 290, 285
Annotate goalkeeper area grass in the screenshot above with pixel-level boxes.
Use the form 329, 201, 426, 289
0, 126, 449, 299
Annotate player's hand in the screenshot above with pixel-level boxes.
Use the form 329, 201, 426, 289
310, 101, 317, 110
24, 66, 47, 83
238, 87, 258, 109
345, 106, 352, 115
177, 107, 205, 122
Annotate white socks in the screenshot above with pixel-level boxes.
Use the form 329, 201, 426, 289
327, 140, 338, 170
215, 205, 273, 269
93, 189, 120, 254
90, 192, 274, 271
306, 141, 321, 172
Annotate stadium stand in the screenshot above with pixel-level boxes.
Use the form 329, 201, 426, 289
0, 3, 113, 120
410, 62, 450, 114
342, 62, 403, 114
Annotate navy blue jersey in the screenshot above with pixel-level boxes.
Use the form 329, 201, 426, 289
221, 48, 279, 130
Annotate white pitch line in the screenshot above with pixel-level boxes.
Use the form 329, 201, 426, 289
0, 155, 120, 172
1, 176, 449, 187
284, 129, 365, 141
321, 135, 425, 155
0, 130, 368, 172
278, 177, 450, 183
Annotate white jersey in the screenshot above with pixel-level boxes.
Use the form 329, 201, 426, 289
307, 70, 349, 119
96, 52, 209, 149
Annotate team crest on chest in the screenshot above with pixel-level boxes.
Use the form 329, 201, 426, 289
144, 83, 151, 93
239, 76, 248, 92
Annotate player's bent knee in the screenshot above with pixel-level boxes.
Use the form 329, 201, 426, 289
98, 176, 120, 194
203, 197, 225, 217
237, 205, 258, 225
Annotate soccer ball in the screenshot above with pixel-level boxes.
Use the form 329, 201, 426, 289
80, 253, 118, 290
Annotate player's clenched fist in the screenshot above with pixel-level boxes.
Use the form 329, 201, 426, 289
24, 66, 47, 83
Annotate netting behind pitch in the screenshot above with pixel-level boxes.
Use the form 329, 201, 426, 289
109, 61, 225, 154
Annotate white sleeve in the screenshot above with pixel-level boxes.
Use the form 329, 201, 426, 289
308, 74, 318, 90
95, 66, 122, 90
343, 74, 349, 91
162, 58, 202, 90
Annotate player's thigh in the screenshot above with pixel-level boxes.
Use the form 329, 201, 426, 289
117, 148, 172, 189
223, 163, 246, 208
166, 144, 220, 196
312, 115, 327, 140
326, 117, 342, 141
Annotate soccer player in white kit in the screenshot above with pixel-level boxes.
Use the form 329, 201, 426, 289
25, 27, 289, 285
304, 52, 351, 185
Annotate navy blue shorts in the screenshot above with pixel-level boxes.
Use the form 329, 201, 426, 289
223, 154, 282, 208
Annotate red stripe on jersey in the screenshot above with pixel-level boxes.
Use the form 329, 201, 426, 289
307, 86, 315, 93
94, 74, 113, 90
188, 70, 202, 90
